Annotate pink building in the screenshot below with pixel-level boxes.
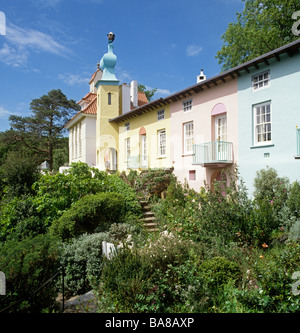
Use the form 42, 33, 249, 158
169, 71, 238, 191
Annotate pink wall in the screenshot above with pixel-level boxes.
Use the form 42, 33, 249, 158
170, 78, 238, 191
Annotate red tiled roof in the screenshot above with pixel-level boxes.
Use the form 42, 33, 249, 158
82, 95, 97, 114
78, 92, 97, 105
65, 93, 97, 127
66, 89, 149, 127
89, 68, 102, 84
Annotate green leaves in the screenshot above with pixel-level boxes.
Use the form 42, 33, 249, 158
8, 89, 80, 171
216, 0, 300, 71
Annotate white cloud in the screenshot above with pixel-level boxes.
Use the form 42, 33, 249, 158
0, 43, 28, 67
186, 44, 203, 57
0, 22, 69, 68
5, 23, 68, 56
145, 86, 171, 98
58, 73, 90, 86
156, 88, 171, 96
0, 105, 12, 119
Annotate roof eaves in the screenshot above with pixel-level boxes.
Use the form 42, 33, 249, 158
109, 39, 300, 124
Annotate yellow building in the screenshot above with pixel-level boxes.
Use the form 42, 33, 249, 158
95, 32, 170, 172
110, 102, 171, 171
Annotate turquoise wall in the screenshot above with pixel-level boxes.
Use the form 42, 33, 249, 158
238, 53, 300, 196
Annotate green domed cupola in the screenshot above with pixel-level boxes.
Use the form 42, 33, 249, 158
98, 32, 119, 86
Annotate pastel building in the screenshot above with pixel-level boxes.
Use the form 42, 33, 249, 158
65, 34, 300, 195
65, 68, 102, 166
237, 40, 300, 195
169, 70, 238, 191
94, 33, 149, 171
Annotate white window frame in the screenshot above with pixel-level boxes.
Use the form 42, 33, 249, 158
158, 129, 166, 157
125, 138, 130, 162
78, 122, 82, 158
183, 122, 194, 154
252, 70, 270, 91
157, 109, 165, 121
183, 99, 193, 112
253, 102, 272, 146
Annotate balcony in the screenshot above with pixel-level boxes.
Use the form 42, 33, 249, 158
127, 155, 148, 169
193, 141, 233, 167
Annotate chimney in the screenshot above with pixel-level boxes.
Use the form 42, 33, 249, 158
130, 80, 138, 108
197, 69, 206, 83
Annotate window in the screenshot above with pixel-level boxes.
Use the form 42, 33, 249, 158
74, 125, 78, 158
108, 92, 112, 105
297, 128, 300, 156
253, 102, 271, 145
252, 71, 270, 91
125, 138, 130, 161
158, 129, 166, 157
141, 135, 147, 168
125, 122, 130, 131
189, 170, 196, 181
157, 109, 165, 121
78, 122, 82, 158
184, 122, 194, 154
183, 99, 193, 112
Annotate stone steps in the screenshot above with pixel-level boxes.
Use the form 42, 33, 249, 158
139, 199, 158, 232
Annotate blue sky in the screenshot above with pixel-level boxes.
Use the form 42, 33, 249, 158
0, 0, 244, 132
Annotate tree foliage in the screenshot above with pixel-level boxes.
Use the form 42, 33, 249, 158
8, 89, 80, 171
216, 0, 300, 71
138, 84, 157, 101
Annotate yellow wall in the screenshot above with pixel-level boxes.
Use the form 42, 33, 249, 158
96, 84, 120, 170
118, 104, 171, 171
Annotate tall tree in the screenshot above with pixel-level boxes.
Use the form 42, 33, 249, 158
8, 89, 80, 171
216, 0, 300, 71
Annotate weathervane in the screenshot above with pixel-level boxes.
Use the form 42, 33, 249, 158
107, 32, 115, 43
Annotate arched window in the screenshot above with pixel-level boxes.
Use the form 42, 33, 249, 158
108, 92, 112, 105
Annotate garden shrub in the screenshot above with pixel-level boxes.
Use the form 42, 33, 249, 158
0, 195, 43, 242
140, 231, 192, 272
120, 168, 175, 199
199, 256, 241, 291
32, 164, 107, 225
0, 234, 61, 313
60, 232, 109, 296
50, 192, 126, 241
31, 162, 141, 228
253, 167, 289, 208
99, 245, 151, 312
242, 242, 300, 313
286, 181, 300, 219
1, 150, 40, 198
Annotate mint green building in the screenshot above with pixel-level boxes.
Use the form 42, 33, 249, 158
237, 40, 300, 195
